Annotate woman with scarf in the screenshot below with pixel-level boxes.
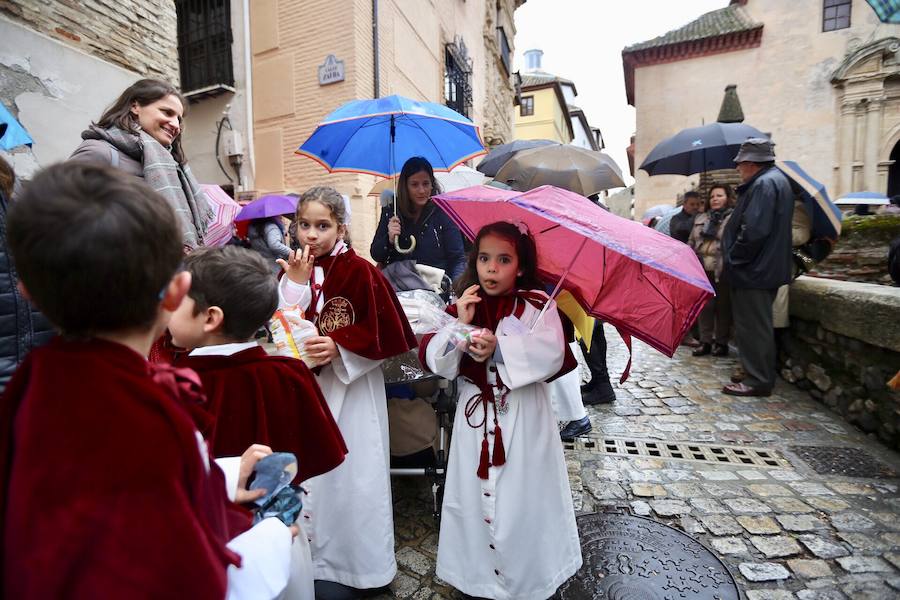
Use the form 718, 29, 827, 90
70, 79, 211, 251
688, 183, 735, 357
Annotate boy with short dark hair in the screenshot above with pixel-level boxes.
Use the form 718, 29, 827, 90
0, 163, 292, 599
168, 245, 347, 482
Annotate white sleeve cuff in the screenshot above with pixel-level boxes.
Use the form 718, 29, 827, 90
214, 456, 243, 502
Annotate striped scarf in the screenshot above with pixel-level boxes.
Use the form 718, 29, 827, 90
83, 126, 212, 249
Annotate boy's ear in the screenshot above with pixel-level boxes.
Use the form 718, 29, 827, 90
160, 271, 191, 312
203, 306, 225, 333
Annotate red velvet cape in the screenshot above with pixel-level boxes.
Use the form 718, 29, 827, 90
175, 346, 348, 483
0, 338, 246, 600
312, 248, 417, 360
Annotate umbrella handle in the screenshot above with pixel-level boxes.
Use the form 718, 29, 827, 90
394, 235, 417, 254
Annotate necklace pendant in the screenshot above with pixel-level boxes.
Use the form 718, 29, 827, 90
497, 392, 510, 416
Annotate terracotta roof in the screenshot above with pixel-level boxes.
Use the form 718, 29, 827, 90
625, 4, 760, 52
621, 4, 763, 106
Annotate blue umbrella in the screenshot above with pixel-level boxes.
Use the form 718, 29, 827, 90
639, 122, 767, 176
297, 95, 486, 253
297, 95, 485, 178
776, 160, 842, 239
0, 102, 33, 151
835, 191, 890, 205
865, 0, 900, 23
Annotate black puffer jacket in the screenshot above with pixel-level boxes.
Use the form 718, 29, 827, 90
0, 189, 54, 391
722, 165, 794, 290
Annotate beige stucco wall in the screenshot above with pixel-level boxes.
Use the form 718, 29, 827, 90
250, 0, 518, 259
631, 0, 900, 219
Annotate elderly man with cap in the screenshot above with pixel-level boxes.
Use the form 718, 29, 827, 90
721, 138, 793, 396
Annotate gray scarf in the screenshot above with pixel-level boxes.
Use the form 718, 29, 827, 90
82, 126, 212, 249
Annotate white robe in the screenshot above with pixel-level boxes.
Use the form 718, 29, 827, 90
278, 258, 397, 589
425, 297, 582, 600
548, 342, 587, 422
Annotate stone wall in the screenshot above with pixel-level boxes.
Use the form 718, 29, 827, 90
0, 0, 179, 83
780, 276, 900, 449
809, 214, 900, 285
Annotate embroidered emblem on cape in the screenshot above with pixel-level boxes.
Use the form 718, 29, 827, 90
318, 296, 355, 333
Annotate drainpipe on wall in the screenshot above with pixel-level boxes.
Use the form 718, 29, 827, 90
242, 0, 256, 190
372, 0, 380, 98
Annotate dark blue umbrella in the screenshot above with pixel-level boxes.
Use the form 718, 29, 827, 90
776, 160, 842, 240
0, 102, 33, 151
475, 138, 556, 176
639, 122, 767, 176
865, 0, 900, 23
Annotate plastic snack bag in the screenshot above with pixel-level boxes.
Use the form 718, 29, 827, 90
270, 305, 319, 368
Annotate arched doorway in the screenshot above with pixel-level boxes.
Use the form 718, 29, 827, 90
889, 140, 900, 199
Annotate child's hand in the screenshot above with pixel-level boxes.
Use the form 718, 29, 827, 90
236, 443, 273, 504
456, 284, 481, 325
276, 246, 315, 285
305, 335, 338, 365
468, 330, 497, 363
387, 216, 402, 244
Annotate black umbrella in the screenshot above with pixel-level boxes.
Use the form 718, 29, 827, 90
476, 138, 556, 176
639, 122, 767, 176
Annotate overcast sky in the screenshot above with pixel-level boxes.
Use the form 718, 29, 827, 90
513, 0, 726, 188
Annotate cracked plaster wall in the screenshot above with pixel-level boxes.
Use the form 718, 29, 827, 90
0, 17, 139, 178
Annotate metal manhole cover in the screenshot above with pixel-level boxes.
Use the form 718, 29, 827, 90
790, 445, 897, 478
564, 437, 790, 468
556, 513, 740, 600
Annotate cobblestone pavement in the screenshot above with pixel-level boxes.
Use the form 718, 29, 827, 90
382, 328, 900, 599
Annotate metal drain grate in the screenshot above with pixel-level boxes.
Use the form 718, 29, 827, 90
563, 437, 790, 468
790, 446, 897, 479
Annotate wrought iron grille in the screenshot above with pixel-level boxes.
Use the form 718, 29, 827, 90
444, 38, 473, 118
176, 0, 234, 93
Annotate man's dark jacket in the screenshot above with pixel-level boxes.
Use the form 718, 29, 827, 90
668, 209, 696, 243
0, 189, 54, 392
722, 165, 794, 290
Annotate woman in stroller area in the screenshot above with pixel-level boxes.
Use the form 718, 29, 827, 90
370, 156, 467, 284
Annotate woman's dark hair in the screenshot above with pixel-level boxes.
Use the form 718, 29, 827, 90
454, 221, 541, 296
396, 156, 442, 220
706, 182, 736, 210
95, 79, 189, 164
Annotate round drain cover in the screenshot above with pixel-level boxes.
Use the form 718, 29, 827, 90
557, 513, 740, 600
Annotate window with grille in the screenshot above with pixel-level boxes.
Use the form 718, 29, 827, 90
176, 0, 234, 93
520, 96, 534, 117
445, 40, 473, 118
823, 0, 851, 32
497, 26, 511, 75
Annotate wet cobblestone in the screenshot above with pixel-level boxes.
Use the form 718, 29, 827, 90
383, 328, 900, 598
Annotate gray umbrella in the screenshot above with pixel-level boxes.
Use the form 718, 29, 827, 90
494, 144, 626, 195
475, 138, 556, 176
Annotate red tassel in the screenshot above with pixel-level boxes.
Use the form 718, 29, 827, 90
477, 437, 490, 479
492, 421, 506, 467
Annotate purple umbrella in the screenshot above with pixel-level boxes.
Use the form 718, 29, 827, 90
234, 195, 299, 222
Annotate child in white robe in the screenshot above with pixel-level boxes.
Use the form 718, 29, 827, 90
276, 186, 416, 592
421, 221, 582, 600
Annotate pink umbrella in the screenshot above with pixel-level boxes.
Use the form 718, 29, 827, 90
200, 184, 241, 247
432, 185, 713, 374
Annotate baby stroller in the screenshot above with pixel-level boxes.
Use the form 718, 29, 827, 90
381, 278, 458, 521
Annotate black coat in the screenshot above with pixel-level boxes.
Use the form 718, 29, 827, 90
0, 190, 54, 392
370, 202, 466, 281
722, 165, 794, 290
668, 209, 696, 243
